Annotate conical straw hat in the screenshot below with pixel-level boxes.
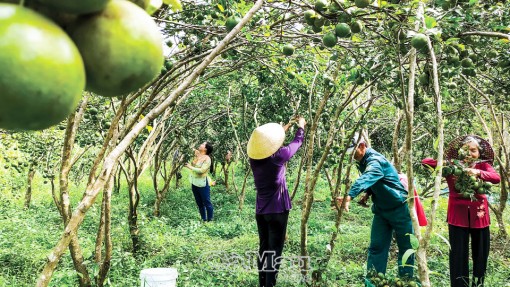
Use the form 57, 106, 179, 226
247, 123, 285, 159
446, 135, 494, 163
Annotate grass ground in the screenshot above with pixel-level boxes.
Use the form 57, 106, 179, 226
0, 169, 509, 286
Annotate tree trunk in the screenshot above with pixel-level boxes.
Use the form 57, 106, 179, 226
290, 150, 307, 200
59, 100, 92, 287
237, 168, 252, 211
23, 168, 36, 209
466, 83, 508, 239
36, 2, 264, 284
223, 162, 231, 191
96, 174, 114, 286
392, 111, 403, 172
128, 180, 141, 253
114, 166, 122, 194
154, 164, 177, 217
413, 3, 443, 286
300, 84, 335, 276
309, 84, 375, 284
403, 3, 422, 284
491, 155, 508, 238
95, 189, 106, 263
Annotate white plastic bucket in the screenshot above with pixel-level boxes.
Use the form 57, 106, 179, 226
140, 268, 178, 287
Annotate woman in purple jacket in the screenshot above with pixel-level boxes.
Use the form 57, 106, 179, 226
247, 117, 306, 287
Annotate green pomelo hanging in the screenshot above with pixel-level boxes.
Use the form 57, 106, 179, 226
69, 0, 164, 97
354, 0, 370, 8
225, 16, 240, 31
35, 0, 110, 14
418, 73, 429, 85
0, 4, 85, 130
282, 44, 295, 56
411, 33, 428, 50
303, 9, 315, 25
461, 58, 474, 68
314, 0, 328, 12
350, 21, 363, 33
335, 23, 351, 38
322, 32, 337, 48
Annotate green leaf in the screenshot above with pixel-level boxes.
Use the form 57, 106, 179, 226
408, 233, 419, 249
351, 35, 363, 43
245, 32, 252, 41
433, 136, 439, 152
296, 75, 308, 85
434, 232, 451, 249
217, 4, 224, 12
401, 248, 416, 266
425, 16, 437, 29
445, 38, 460, 45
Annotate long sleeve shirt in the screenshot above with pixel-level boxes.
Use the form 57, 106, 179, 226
348, 148, 408, 213
250, 127, 304, 215
421, 158, 500, 228
189, 156, 211, 187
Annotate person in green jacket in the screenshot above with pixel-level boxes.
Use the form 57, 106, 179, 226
339, 134, 414, 279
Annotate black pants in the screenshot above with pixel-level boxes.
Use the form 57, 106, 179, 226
256, 211, 289, 287
449, 224, 490, 287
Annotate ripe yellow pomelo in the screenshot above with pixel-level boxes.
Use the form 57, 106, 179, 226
0, 4, 85, 130
35, 0, 110, 14
69, 0, 164, 97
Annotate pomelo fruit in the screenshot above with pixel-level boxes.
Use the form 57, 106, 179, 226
304, 9, 315, 25
313, 16, 325, 27
418, 73, 429, 85
355, 0, 370, 8
312, 25, 323, 33
128, 0, 149, 9
69, 0, 164, 97
282, 44, 295, 56
35, 0, 110, 14
350, 21, 363, 33
164, 60, 173, 70
487, 50, 497, 58
314, 0, 328, 12
461, 58, 474, 68
338, 11, 351, 23
335, 23, 351, 38
329, 2, 341, 12
411, 33, 428, 51
0, 4, 85, 130
225, 16, 240, 31
322, 32, 337, 48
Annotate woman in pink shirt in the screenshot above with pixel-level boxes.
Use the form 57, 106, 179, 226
422, 135, 500, 287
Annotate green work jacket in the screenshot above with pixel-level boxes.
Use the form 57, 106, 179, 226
348, 148, 408, 212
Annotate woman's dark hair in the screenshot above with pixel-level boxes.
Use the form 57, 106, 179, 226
205, 142, 214, 155
205, 142, 214, 173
